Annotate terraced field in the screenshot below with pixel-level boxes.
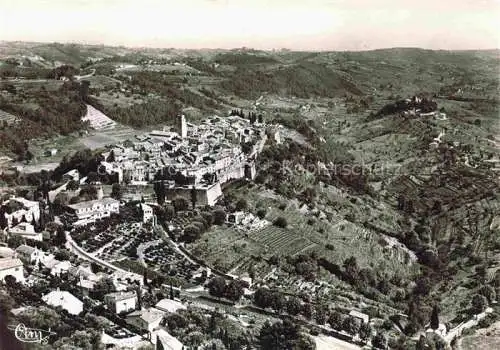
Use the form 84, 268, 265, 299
0, 109, 18, 124
250, 225, 314, 258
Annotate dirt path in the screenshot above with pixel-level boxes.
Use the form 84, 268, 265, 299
456, 321, 500, 350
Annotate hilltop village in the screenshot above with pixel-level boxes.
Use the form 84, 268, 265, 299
0, 42, 499, 350
0, 96, 499, 350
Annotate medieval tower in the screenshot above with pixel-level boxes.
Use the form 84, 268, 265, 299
176, 114, 187, 139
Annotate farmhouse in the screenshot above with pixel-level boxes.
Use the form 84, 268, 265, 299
67, 197, 119, 222
0, 257, 24, 283
15, 245, 41, 264
1, 196, 40, 228
104, 291, 138, 314
48, 260, 72, 276
9, 222, 42, 241
126, 308, 164, 333
42, 289, 83, 315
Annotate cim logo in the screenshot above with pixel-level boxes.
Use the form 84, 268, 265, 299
7, 323, 56, 344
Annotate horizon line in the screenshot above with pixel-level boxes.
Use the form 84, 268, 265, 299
2, 40, 499, 54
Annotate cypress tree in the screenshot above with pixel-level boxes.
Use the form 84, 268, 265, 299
430, 304, 439, 330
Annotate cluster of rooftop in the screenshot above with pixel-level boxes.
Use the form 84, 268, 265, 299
99, 113, 277, 206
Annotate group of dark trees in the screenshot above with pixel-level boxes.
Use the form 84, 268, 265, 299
374, 96, 438, 118
0, 63, 79, 80
90, 97, 182, 128
155, 201, 227, 243
220, 63, 362, 99
181, 207, 220, 243
0, 80, 90, 159
207, 276, 249, 301
258, 320, 315, 350
253, 287, 373, 341
87, 70, 222, 128
229, 109, 264, 124
257, 140, 372, 197
164, 309, 254, 349
52, 149, 102, 182
254, 288, 296, 313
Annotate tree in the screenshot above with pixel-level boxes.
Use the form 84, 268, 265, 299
212, 209, 226, 225
54, 249, 71, 261
254, 288, 274, 309
372, 332, 387, 349
256, 208, 267, 219
183, 225, 201, 243
286, 297, 301, 316
314, 303, 328, 325
342, 316, 360, 335
0, 209, 7, 229
235, 198, 248, 211
4, 275, 17, 287
430, 304, 439, 330
471, 294, 488, 314
173, 196, 189, 212
479, 285, 496, 303
328, 310, 342, 329
273, 216, 288, 228
271, 293, 286, 313
143, 270, 148, 286
107, 150, 116, 162
67, 179, 79, 191
111, 183, 123, 200
154, 180, 166, 205
207, 277, 227, 298
0, 292, 15, 321
87, 171, 99, 183
94, 277, 115, 299
201, 211, 214, 227
258, 320, 314, 350
359, 323, 372, 342
7, 235, 24, 249
224, 279, 245, 301
90, 262, 102, 274
53, 228, 67, 247
164, 205, 176, 220
190, 186, 197, 209
343, 256, 359, 283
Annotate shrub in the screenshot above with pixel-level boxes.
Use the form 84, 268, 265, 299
273, 217, 288, 228
235, 198, 248, 211
212, 209, 226, 225
256, 208, 267, 219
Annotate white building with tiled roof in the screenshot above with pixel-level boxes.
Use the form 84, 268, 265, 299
126, 308, 164, 333
42, 289, 83, 315
105, 291, 138, 314
0, 257, 24, 283
67, 197, 119, 222
9, 222, 42, 241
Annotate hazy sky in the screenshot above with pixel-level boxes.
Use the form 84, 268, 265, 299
1, 0, 499, 50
